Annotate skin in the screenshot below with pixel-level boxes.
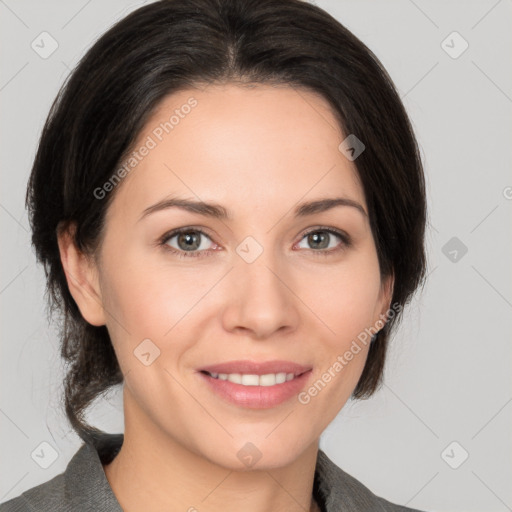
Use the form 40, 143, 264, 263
58, 83, 394, 512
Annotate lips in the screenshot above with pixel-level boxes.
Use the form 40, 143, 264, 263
196, 360, 313, 408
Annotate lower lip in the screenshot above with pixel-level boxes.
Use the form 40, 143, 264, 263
198, 371, 312, 409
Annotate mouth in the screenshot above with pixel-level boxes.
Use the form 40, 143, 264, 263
196, 360, 313, 409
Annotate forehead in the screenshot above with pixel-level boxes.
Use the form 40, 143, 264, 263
107, 83, 365, 223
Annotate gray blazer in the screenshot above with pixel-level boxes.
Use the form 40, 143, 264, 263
0, 433, 425, 511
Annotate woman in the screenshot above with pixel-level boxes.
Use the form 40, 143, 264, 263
0, 0, 428, 510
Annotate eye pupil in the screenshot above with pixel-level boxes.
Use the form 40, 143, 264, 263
309, 231, 329, 249
178, 232, 201, 251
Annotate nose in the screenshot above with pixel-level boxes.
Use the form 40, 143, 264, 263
221, 253, 300, 340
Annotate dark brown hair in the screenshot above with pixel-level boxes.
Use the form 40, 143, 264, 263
26, 0, 427, 445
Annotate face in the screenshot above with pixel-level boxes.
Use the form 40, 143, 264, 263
67, 83, 393, 470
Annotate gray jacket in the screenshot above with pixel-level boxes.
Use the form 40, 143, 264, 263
0, 432, 425, 511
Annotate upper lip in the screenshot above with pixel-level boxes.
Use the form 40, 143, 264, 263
199, 360, 312, 376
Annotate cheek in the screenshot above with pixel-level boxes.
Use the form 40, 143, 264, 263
299, 251, 382, 342
98, 248, 220, 382
101, 249, 205, 333
294, 249, 381, 400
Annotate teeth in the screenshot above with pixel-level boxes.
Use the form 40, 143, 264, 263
208, 372, 298, 386
228, 373, 242, 384
242, 374, 259, 386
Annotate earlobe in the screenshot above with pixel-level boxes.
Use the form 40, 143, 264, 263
56, 222, 106, 326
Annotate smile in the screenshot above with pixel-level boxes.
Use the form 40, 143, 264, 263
203, 371, 301, 386
198, 369, 313, 409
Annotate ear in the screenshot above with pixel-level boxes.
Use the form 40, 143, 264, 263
56, 222, 106, 326
374, 271, 395, 327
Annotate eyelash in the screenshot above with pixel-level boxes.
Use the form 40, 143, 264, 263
157, 226, 352, 260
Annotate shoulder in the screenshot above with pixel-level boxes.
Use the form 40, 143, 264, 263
0, 472, 66, 512
0, 433, 124, 512
315, 449, 427, 512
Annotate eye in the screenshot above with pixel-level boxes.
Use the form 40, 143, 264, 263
158, 226, 351, 259
159, 228, 216, 258
295, 227, 351, 255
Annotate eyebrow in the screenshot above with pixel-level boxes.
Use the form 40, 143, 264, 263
138, 196, 367, 222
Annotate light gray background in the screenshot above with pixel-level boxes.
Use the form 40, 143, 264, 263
1, 1, 511, 511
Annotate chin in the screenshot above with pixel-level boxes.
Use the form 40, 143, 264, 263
194, 432, 315, 472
